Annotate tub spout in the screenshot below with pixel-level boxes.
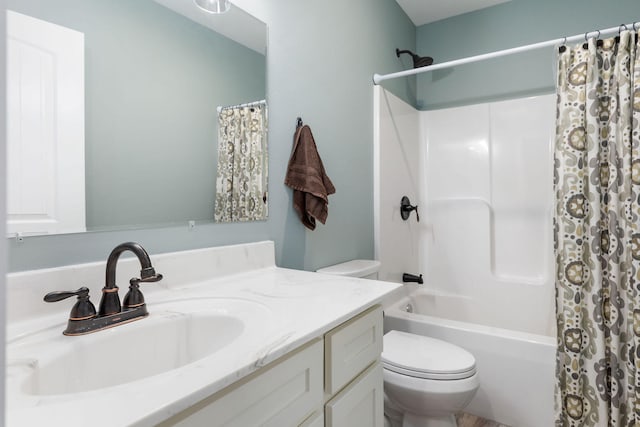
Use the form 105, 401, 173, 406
402, 273, 423, 284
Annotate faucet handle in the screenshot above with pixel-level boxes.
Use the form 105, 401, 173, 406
44, 287, 97, 320
400, 196, 420, 222
122, 271, 162, 309
44, 287, 88, 302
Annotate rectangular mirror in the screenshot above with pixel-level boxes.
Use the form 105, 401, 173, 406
6, 0, 267, 236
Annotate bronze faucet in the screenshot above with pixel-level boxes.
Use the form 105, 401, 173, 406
44, 242, 163, 336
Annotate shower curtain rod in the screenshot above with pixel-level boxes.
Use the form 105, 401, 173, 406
373, 22, 639, 85
217, 99, 266, 113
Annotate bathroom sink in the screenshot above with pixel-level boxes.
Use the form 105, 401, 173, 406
7, 298, 273, 395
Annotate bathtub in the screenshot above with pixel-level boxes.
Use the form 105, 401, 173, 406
383, 288, 556, 427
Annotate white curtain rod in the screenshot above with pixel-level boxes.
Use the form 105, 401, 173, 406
217, 99, 266, 114
373, 22, 639, 85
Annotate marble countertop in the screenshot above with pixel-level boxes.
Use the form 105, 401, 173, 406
6, 242, 400, 427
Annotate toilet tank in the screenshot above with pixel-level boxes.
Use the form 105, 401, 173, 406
316, 260, 381, 280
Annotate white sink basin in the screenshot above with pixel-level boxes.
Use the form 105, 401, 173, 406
8, 297, 273, 396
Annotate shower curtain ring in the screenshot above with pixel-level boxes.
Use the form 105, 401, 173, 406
619, 24, 628, 34
634, 22, 640, 31
584, 30, 600, 42
558, 36, 568, 53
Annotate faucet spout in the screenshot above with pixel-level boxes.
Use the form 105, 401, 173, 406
99, 242, 162, 316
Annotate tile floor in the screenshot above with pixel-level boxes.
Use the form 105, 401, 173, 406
456, 413, 511, 427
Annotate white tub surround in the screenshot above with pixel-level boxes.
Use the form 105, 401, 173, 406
7, 241, 400, 427
373, 85, 421, 285
374, 87, 556, 337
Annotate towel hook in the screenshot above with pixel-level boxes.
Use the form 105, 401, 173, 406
296, 117, 303, 128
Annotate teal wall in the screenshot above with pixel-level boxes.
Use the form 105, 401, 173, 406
416, 0, 640, 109
261, 0, 416, 271
12, 0, 639, 273
8, 0, 265, 230
7, 0, 415, 272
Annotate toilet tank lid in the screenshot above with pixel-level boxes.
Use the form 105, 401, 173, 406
316, 260, 381, 277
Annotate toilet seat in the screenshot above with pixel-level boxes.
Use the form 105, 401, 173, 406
382, 330, 476, 380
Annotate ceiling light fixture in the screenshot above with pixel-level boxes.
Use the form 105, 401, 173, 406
194, 0, 231, 14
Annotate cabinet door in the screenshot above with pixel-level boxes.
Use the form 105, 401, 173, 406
325, 305, 382, 395
325, 362, 384, 427
159, 339, 323, 427
299, 411, 324, 427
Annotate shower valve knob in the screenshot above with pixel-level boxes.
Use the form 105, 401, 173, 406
400, 196, 419, 222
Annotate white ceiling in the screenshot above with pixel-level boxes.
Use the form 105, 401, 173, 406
152, 0, 266, 54
395, 0, 512, 26
153, 0, 511, 54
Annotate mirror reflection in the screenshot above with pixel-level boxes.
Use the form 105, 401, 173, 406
6, 0, 267, 236
215, 101, 268, 223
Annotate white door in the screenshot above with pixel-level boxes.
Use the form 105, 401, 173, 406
6, 11, 85, 236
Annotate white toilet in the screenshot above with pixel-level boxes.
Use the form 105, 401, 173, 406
317, 260, 479, 427
382, 330, 479, 427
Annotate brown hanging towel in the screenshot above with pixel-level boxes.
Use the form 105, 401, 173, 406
284, 124, 336, 230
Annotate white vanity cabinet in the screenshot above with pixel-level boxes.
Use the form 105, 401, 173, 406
299, 411, 324, 427
325, 363, 383, 427
159, 339, 324, 427
324, 305, 384, 427
159, 305, 384, 427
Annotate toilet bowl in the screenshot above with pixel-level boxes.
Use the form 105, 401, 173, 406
317, 260, 479, 427
382, 330, 479, 427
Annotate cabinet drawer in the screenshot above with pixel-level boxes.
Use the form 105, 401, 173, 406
325, 362, 384, 427
299, 411, 324, 427
160, 338, 323, 427
324, 305, 382, 395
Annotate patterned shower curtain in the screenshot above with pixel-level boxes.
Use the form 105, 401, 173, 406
554, 30, 640, 426
214, 104, 268, 222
